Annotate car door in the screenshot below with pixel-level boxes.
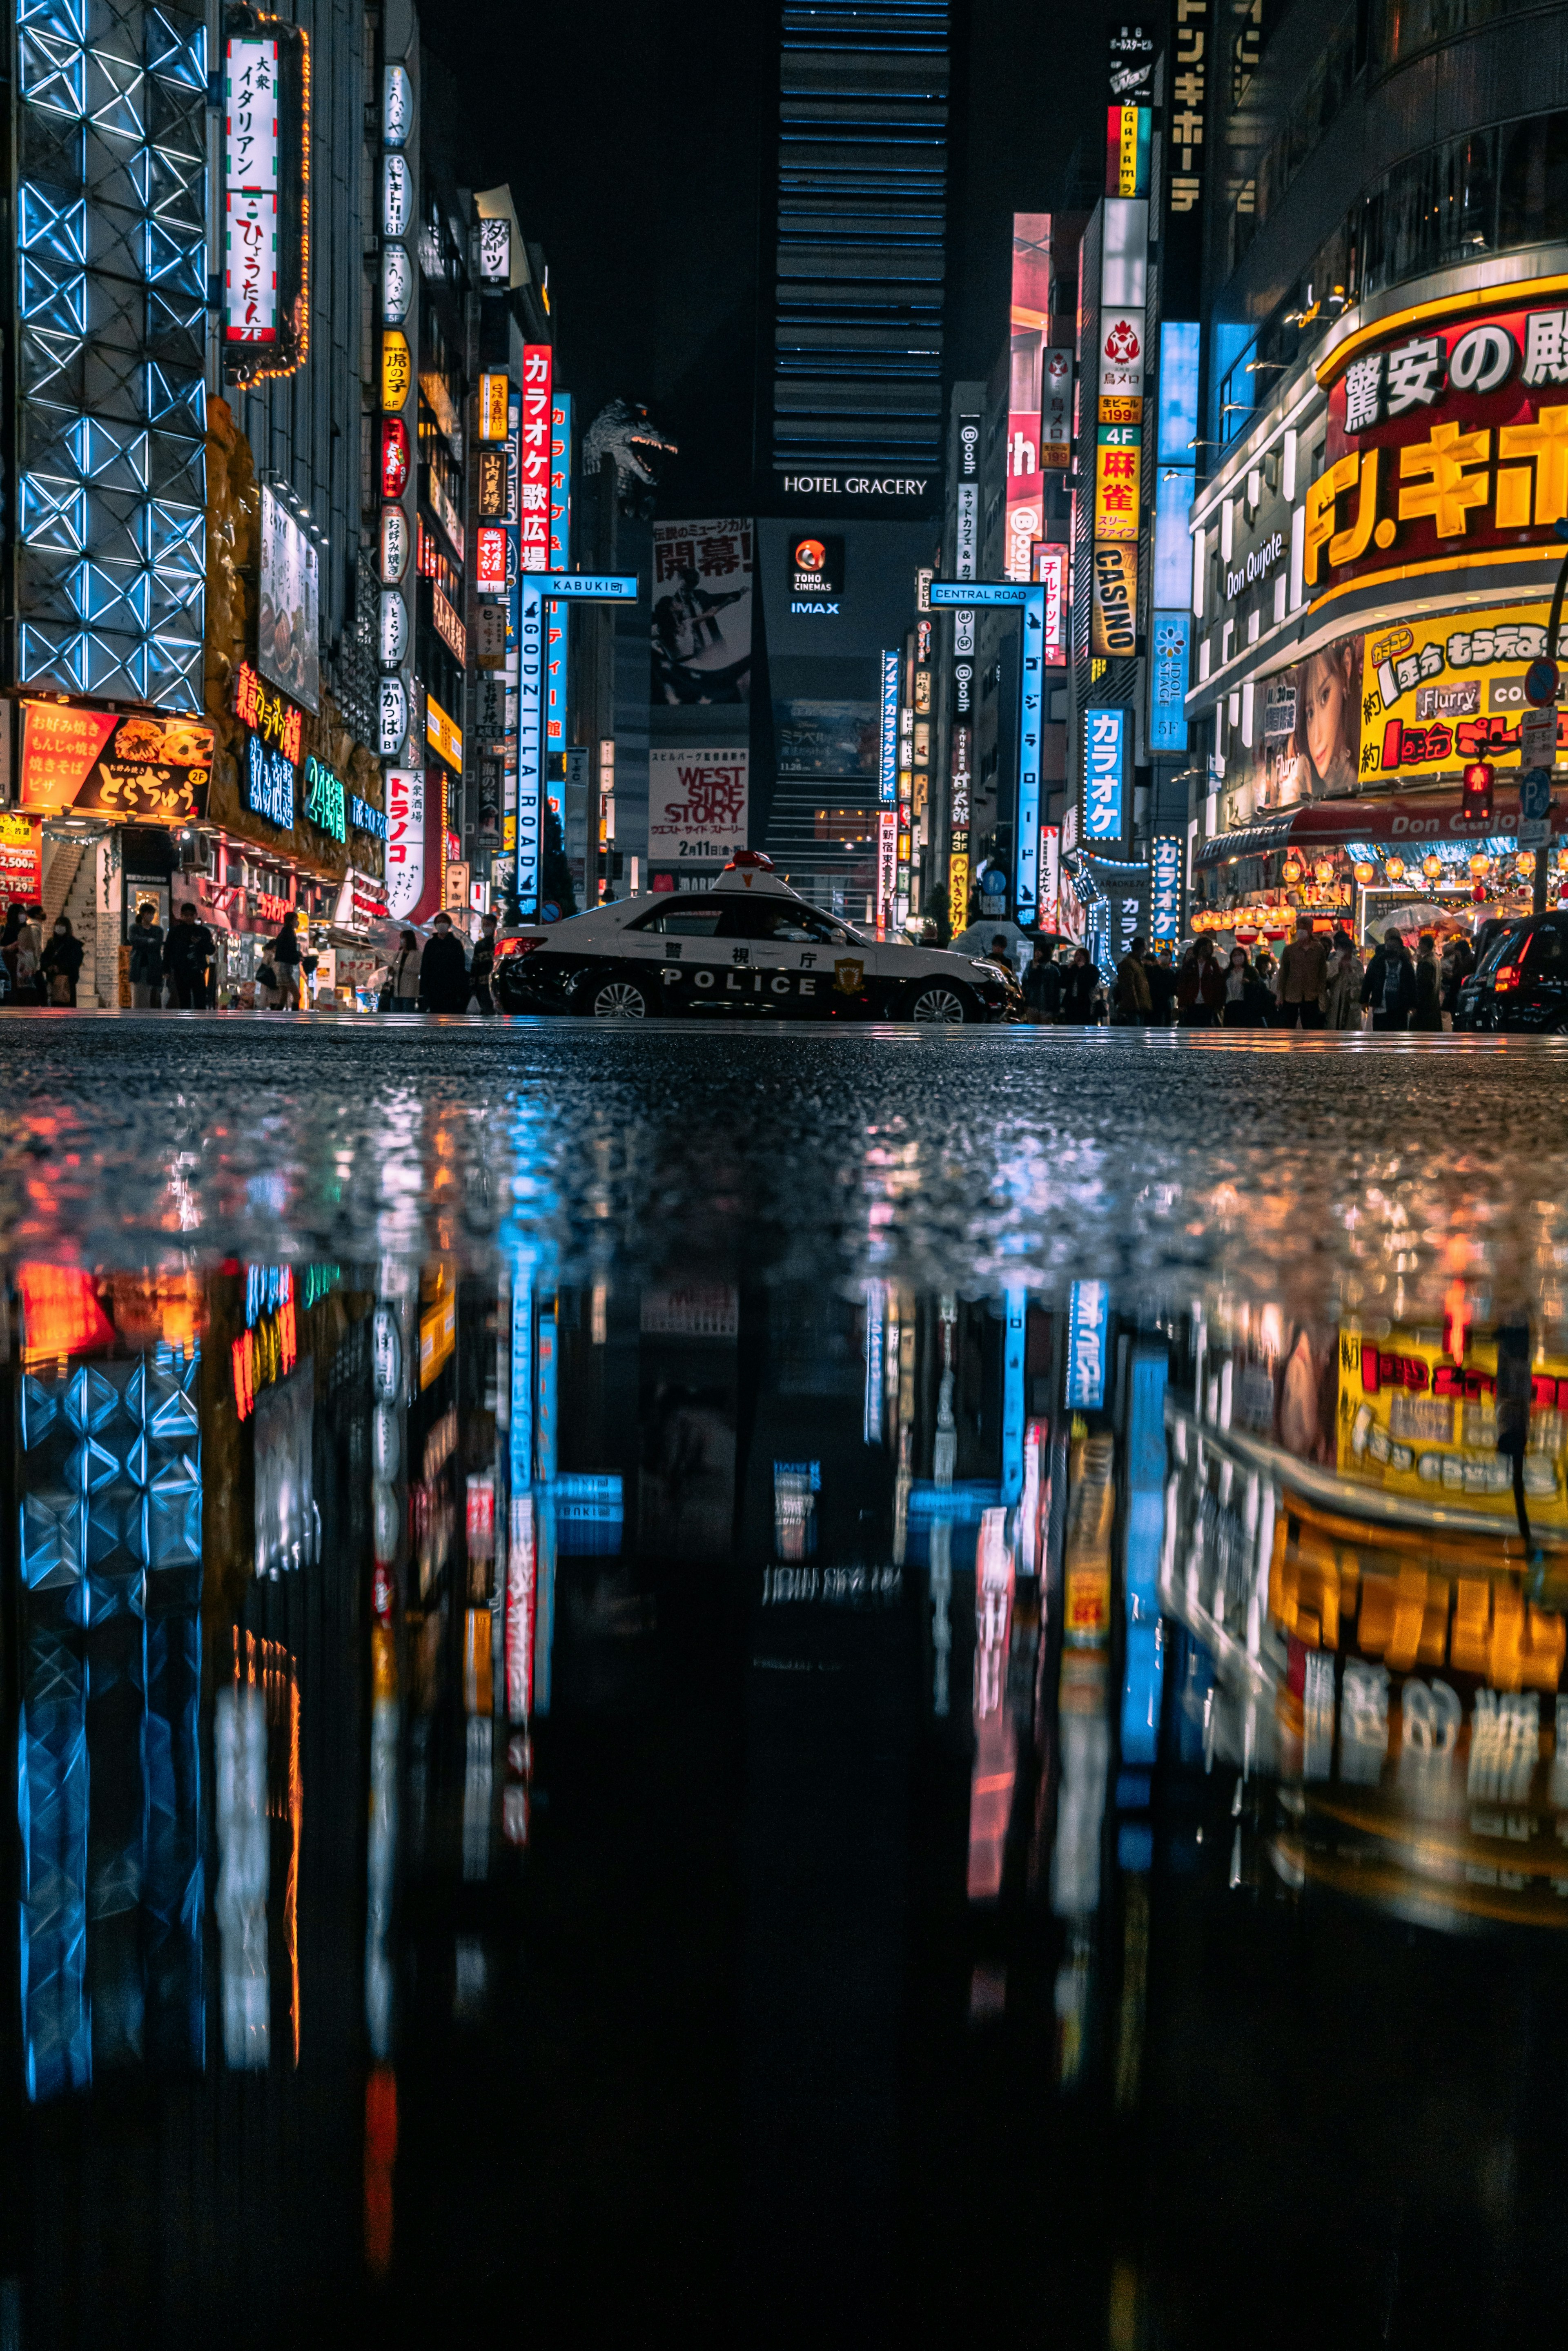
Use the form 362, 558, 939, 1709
715, 899, 868, 1017
620, 897, 729, 1012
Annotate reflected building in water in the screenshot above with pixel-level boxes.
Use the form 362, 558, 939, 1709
4, 1240, 1568, 2336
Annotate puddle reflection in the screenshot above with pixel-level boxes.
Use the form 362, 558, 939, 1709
4, 1236, 1568, 2337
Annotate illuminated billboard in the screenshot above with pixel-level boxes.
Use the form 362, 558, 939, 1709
223, 27, 310, 382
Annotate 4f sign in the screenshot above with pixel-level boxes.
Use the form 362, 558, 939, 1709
1066, 1282, 1109, 1410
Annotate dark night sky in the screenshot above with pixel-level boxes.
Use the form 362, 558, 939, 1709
421, 0, 1106, 513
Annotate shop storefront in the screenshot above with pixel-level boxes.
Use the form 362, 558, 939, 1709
1186, 250, 1568, 937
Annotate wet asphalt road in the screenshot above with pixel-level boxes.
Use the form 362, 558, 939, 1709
6, 1010, 1568, 2346
1, 1011, 1565, 1320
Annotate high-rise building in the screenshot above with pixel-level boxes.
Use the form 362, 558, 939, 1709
765, 0, 950, 498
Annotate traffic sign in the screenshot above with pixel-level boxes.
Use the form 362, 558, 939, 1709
1519, 705, 1557, 768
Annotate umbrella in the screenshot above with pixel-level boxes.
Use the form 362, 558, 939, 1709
1375, 900, 1460, 935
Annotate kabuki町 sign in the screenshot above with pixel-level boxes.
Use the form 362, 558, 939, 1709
1310, 293, 1568, 602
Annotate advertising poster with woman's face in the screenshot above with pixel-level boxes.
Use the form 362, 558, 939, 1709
1292, 635, 1363, 797
1241, 635, 1364, 813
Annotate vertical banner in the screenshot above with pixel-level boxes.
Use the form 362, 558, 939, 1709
1082, 707, 1127, 844
519, 345, 552, 572
1149, 834, 1183, 943
1150, 611, 1191, 753
1065, 1281, 1110, 1411
1036, 541, 1068, 663
515, 580, 543, 912
1015, 585, 1045, 925
1007, 216, 1051, 583
546, 391, 572, 825
385, 767, 425, 919
876, 809, 897, 935
1039, 822, 1060, 933
879, 650, 899, 805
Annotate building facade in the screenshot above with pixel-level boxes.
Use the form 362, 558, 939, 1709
1, 0, 553, 999
1183, 0, 1568, 945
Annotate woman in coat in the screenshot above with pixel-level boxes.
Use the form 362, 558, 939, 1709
389, 929, 422, 1013
1410, 931, 1443, 1031
1059, 947, 1100, 1025
128, 900, 165, 1008
1360, 928, 1416, 1031
1323, 926, 1364, 1029
40, 915, 85, 1007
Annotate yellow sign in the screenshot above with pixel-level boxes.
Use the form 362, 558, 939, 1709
425, 694, 463, 773
1094, 428, 1140, 542
1090, 542, 1138, 657
381, 329, 412, 413
1336, 1323, 1568, 1526
1064, 1427, 1114, 1645
948, 852, 969, 938
443, 859, 470, 913
478, 372, 509, 442
1359, 600, 1564, 779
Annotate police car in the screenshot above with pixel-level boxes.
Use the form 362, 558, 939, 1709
494, 852, 1020, 1022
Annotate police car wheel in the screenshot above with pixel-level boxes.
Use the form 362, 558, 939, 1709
584, 975, 649, 1020
906, 982, 970, 1024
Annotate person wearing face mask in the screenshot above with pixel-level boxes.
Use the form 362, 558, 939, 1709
41, 914, 85, 1007
128, 899, 166, 1008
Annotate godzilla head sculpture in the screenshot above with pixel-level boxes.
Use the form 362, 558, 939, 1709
582, 400, 678, 519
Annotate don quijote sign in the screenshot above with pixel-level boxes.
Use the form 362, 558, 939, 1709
1224, 528, 1285, 602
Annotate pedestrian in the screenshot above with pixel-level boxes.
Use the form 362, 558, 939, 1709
419, 910, 470, 1013
389, 928, 422, 1012
1441, 931, 1475, 1028
1176, 935, 1225, 1027
19, 906, 47, 1002
1059, 946, 1099, 1024
1022, 939, 1061, 1023
165, 901, 215, 1009
1221, 945, 1265, 1028
266, 910, 303, 1010
1274, 913, 1330, 1028
1361, 926, 1416, 1031
469, 912, 500, 1012
128, 899, 165, 1008
987, 931, 1015, 975
1323, 925, 1364, 1030
1411, 930, 1443, 1031
1113, 933, 1152, 1024
41, 914, 85, 1006
1146, 948, 1176, 1026
927, 897, 951, 950
1, 904, 25, 1002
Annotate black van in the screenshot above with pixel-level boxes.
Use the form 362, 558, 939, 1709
1454, 913, 1568, 1032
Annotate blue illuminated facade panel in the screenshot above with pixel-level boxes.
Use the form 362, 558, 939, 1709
13, 0, 209, 708
18, 1342, 204, 2097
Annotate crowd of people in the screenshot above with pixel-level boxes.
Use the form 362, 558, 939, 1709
2, 895, 507, 1015
998, 915, 1476, 1031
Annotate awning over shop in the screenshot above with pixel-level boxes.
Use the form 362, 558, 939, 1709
1194, 782, 1557, 869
